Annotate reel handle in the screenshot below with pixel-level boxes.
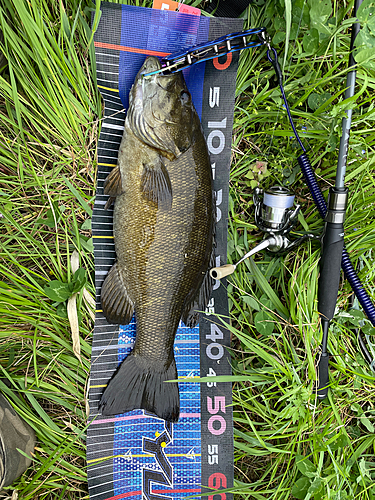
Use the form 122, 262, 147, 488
210, 264, 236, 280
209, 238, 277, 280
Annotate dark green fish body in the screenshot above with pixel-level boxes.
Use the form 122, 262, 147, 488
100, 57, 214, 422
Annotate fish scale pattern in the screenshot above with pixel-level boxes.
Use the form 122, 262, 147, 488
114, 129, 214, 364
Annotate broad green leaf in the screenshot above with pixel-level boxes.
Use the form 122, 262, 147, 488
254, 310, 274, 336
308, 92, 332, 111
361, 416, 375, 433
242, 295, 260, 311
56, 302, 68, 319
358, 457, 372, 481
308, 477, 323, 495
357, 0, 375, 26
355, 48, 375, 67
309, 0, 332, 25
362, 324, 375, 335
295, 454, 317, 477
291, 477, 311, 499
81, 218, 92, 230
71, 268, 87, 294
303, 28, 319, 54
44, 280, 71, 302
355, 28, 375, 51
328, 432, 350, 451
80, 236, 94, 253
346, 309, 366, 325
273, 31, 286, 45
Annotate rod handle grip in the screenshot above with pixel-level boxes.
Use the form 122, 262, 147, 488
209, 264, 236, 280
318, 223, 345, 320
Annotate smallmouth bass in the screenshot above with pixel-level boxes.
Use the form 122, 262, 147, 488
99, 57, 215, 422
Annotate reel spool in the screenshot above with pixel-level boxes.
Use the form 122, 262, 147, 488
253, 186, 300, 234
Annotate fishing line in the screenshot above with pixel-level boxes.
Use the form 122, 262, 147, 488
265, 0, 307, 159
267, 48, 306, 152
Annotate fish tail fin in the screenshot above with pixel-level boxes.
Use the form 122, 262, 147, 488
99, 354, 179, 422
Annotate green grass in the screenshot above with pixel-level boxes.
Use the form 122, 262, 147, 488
0, 0, 374, 498
0, 0, 98, 497
228, 2, 375, 499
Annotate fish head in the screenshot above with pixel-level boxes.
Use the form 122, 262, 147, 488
128, 57, 194, 160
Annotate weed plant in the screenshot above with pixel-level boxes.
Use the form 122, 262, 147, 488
0, 0, 374, 499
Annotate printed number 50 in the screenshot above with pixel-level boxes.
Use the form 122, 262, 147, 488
207, 396, 226, 436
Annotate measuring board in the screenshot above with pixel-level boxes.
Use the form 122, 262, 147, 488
87, 4, 242, 499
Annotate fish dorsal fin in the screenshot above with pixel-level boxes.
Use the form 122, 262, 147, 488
101, 262, 134, 325
103, 165, 123, 209
141, 157, 172, 209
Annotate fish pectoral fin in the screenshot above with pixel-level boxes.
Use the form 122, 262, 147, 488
182, 246, 216, 328
101, 262, 134, 325
103, 165, 124, 207
141, 158, 172, 209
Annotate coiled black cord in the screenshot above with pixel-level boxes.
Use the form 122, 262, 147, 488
267, 49, 375, 328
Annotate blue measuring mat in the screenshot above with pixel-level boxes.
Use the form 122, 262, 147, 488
87, 4, 243, 499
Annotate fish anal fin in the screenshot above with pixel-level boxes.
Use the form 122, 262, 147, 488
141, 158, 172, 209
101, 262, 134, 325
182, 245, 216, 328
103, 165, 123, 208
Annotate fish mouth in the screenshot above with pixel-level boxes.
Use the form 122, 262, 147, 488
132, 58, 161, 107
138, 57, 179, 90
139, 56, 161, 78
134, 57, 178, 110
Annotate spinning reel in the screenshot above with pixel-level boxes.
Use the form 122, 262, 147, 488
210, 185, 317, 280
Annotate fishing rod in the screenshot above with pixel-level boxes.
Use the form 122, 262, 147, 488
144, 9, 375, 385
314, 0, 362, 399
211, 10, 372, 394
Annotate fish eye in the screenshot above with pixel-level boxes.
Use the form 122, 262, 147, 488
180, 91, 191, 104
